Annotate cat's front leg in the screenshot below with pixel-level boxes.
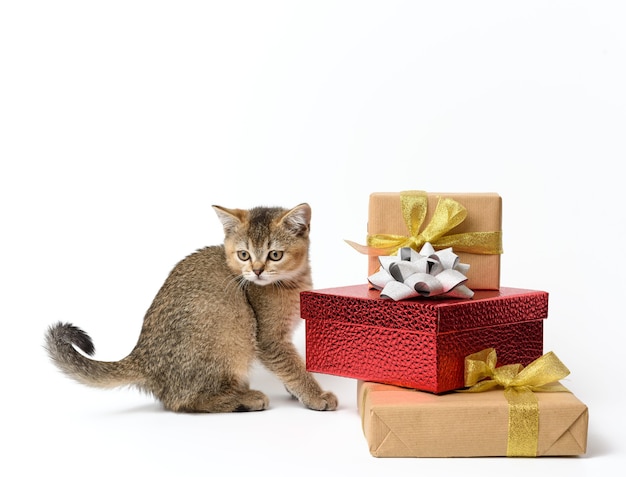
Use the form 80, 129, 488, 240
257, 342, 338, 411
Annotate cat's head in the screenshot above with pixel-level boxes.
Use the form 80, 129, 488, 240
212, 203, 311, 286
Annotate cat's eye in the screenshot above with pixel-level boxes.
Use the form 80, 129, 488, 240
237, 250, 250, 261
268, 250, 283, 261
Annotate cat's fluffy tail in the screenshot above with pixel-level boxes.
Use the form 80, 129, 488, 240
44, 322, 140, 389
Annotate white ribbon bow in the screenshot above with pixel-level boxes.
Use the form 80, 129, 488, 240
368, 243, 474, 300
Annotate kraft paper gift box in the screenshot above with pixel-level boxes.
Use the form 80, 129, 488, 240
301, 285, 547, 393
357, 371, 588, 457
349, 191, 502, 290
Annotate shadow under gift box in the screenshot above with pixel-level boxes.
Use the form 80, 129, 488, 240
301, 285, 548, 394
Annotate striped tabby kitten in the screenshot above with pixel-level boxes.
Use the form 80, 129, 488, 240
45, 203, 337, 412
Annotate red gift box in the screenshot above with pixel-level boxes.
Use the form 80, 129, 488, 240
301, 285, 548, 393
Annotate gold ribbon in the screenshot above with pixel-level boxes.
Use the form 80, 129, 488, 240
346, 190, 503, 257
462, 348, 571, 457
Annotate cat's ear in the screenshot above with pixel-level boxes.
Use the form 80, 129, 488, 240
279, 203, 311, 237
212, 205, 247, 234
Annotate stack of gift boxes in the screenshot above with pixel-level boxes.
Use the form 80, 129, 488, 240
300, 191, 588, 458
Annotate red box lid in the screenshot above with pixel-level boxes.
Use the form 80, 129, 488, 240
300, 284, 548, 333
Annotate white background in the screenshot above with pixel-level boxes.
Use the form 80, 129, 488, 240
1, 1, 625, 475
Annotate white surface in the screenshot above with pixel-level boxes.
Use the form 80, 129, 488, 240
1, 1, 625, 475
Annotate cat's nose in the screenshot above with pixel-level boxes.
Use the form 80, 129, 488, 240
253, 267, 264, 276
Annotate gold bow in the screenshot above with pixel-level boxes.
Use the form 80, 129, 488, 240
346, 190, 503, 257
462, 348, 570, 457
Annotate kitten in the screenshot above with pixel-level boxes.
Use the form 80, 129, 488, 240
44, 203, 338, 413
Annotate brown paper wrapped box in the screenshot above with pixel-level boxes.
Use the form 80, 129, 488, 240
367, 192, 502, 290
358, 381, 588, 458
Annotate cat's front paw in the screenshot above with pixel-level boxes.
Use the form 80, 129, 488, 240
303, 391, 338, 411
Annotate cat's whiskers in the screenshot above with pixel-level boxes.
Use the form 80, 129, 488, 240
220, 274, 240, 293
219, 275, 249, 310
